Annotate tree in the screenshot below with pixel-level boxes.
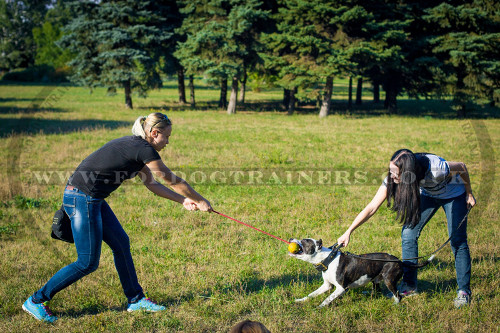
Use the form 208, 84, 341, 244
342, 0, 413, 114
32, 0, 75, 69
175, 0, 221, 109
262, 0, 353, 117
33, 21, 72, 69
59, 0, 169, 108
176, 0, 269, 114
425, 0, 500, 116
0, 0, 50, 71
147, 1, 186, 104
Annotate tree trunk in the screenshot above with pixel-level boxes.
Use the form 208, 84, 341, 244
124, 80, 133, 109
384, 85, 398, 114
373, 81, 380, 103
355, 78, 362, 105
283, 89, 290, 109
238, 70, 247, 103
455, 70, 467, 118
288, 87, 297, 115
227, 76, 238, 114
457, 104, 467, 118
319, 76, 333, 118
189, 75, 195, 108
177, 68, 186, 104
348, 77, 353, 109
219, 78, 227, 109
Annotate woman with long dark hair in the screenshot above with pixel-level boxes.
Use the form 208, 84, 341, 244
337, 149, 476, 308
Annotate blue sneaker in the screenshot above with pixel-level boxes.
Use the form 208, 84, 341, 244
127, 294, 165, 312
22, 296, 58, 323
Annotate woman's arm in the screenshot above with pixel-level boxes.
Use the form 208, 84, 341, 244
337, 184, 388, 247
141, 160, 212, 211
448, 161, 476, 208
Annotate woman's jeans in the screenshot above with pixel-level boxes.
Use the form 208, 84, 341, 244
401, 192, 471, 294
32, 187, 144, 303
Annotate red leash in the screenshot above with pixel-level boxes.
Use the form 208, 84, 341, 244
212, 210, 290, 244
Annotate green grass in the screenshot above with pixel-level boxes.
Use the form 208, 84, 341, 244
0, 81, 499, 332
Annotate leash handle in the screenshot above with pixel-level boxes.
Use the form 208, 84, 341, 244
212, 210, 291, 244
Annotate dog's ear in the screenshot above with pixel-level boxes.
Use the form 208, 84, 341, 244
317, 239, 323, 249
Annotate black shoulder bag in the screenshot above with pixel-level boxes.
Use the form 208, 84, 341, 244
51, 205, 74, 243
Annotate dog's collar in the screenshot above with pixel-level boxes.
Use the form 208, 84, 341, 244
315, 243, 341, 272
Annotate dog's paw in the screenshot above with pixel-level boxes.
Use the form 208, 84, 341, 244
318, 302, 329, 308
295, 297, 308, 303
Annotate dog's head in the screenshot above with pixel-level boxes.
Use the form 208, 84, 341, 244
288, 238, 325, 263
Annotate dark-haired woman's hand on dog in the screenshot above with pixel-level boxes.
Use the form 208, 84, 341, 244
337, 231, 351, 247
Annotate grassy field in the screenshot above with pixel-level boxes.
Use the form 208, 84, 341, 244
0, 81, 498, 332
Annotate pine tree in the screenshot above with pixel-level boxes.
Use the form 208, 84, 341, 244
147, 1, 186, 104
425, 0, 500, 116
175, 0, 226, 109
343, 0, 414, 114
262, 0, 353, 117
176, 0, 269, 114
60, 0, 169, 108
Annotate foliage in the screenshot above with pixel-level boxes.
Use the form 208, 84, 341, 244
32, 21, 70, 68
178, 0, 269, 80
175, 0, 270, 112
0, 0, 51, 70
146, 0, 184, 77
0, 64, 68, 82
424, 0, 500, 116
32, 0, 76, 71
262, 0, 343, 96
59, 0, 172, 108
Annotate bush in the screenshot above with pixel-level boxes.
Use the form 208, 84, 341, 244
1, 65, 70, 83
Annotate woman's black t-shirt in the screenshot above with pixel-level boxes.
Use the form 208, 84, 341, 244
68, 136, 160, 198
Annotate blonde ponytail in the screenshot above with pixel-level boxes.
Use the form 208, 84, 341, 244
132, 116, 147, 139
132, 113, 172, 140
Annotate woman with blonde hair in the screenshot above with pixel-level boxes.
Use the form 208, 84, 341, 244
23, 113, 212, 322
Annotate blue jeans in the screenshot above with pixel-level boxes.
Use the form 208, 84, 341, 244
401, 192, 471, 294
32, 187, 144, 303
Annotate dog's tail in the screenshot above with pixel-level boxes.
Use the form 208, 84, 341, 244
401, 254, 436, 268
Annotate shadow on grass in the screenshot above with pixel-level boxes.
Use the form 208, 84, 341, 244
0, 97, 49, 103
0, 118, 130, 137
295, 99, 499, 119
0, 105, 67, 115
160, 83, 222, 91
192, 255, 496, 303
138, 98, 499, 119
137, 102, 220, 112
62, 305, 124, 319
60, 255, 497, 318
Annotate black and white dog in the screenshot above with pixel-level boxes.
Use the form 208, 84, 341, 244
289, 238, 433, 307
